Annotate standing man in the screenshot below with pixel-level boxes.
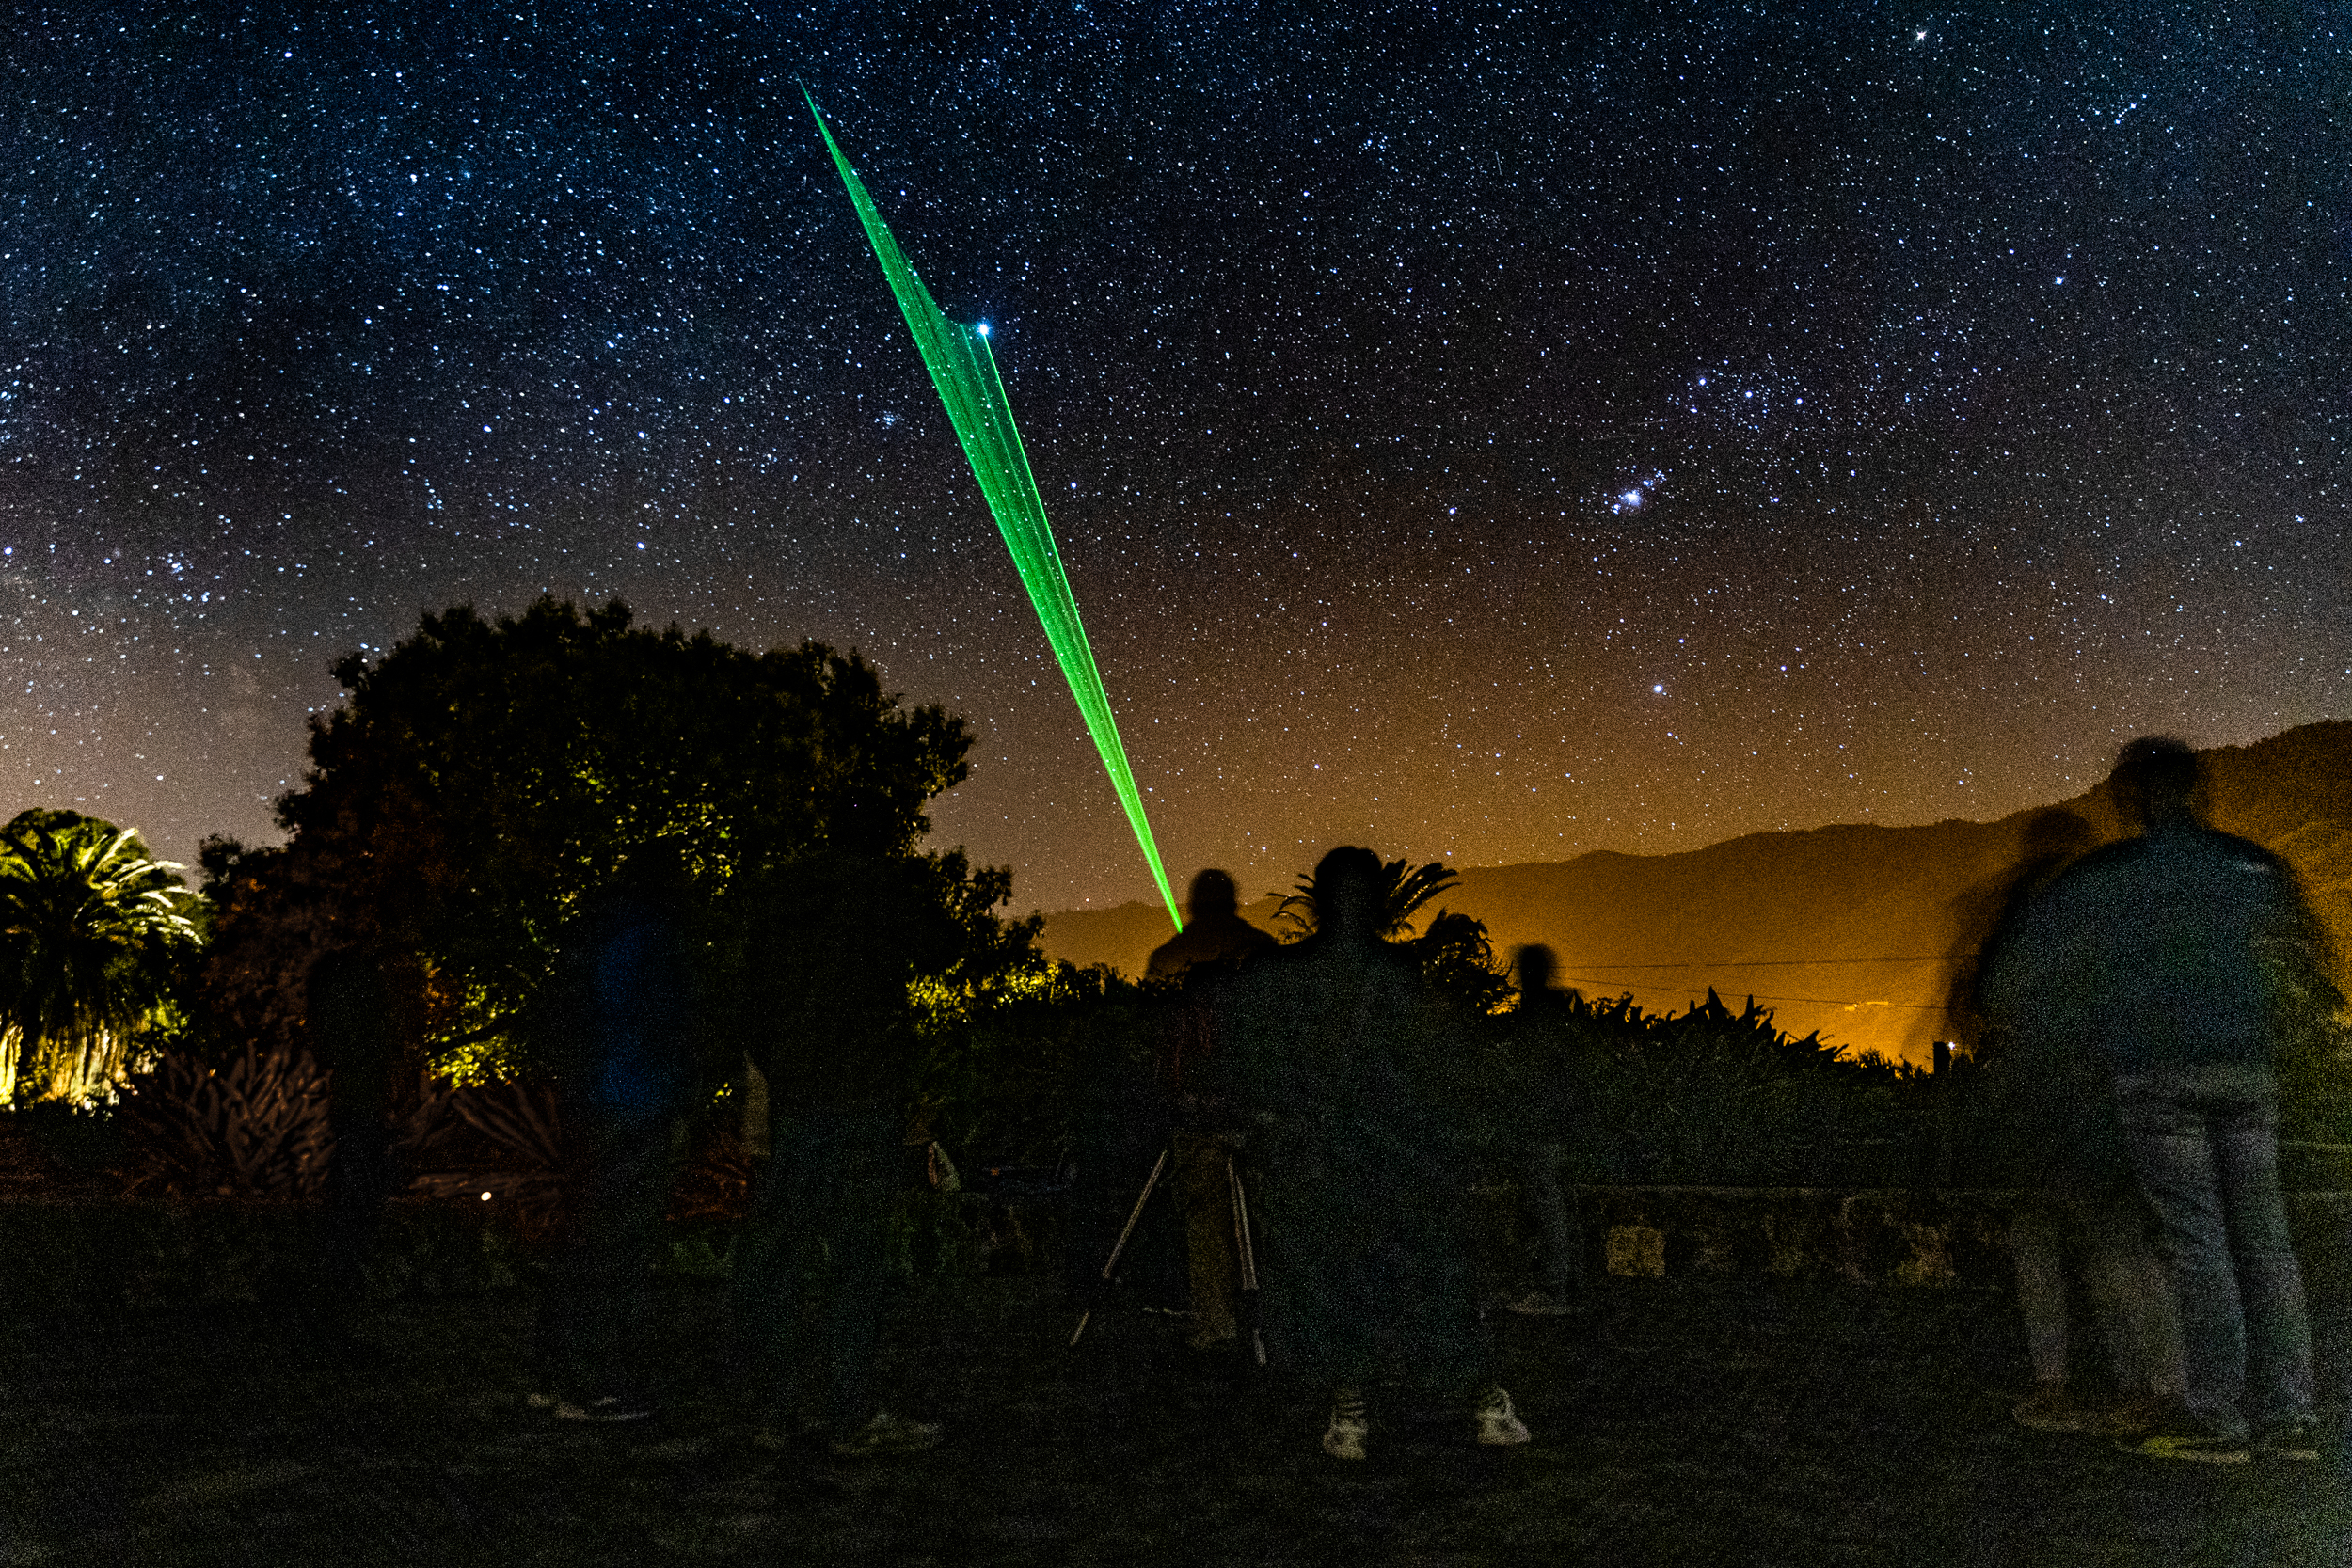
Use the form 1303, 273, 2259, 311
1975, 810, 2185, 1437
1212, 846, 1533, 1460
1147, 869, 1277, 1357
2004, 736, 2335, 1463
532, 846, 703, 1423
298, 943, 404, 1358
731, 838, 960, 1458
1500, 944, 1590, 1317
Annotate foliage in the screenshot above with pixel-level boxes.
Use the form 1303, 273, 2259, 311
0, 810, 201, 1107
116, 1044, 334, 1201
1405, 908, 1515, 1015
201, 596, 1015, 1090
1550, 990, 1924, 1187
912, 960, 1157, 1171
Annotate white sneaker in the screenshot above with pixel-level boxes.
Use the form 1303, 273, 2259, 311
1323, 1409, 1371, 1461
1474, 1387, 1532, 1447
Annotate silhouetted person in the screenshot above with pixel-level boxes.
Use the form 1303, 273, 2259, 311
530, 846, 702, 1422
730, 837, 960, 1458
1991, 738, 2333, 1463
1209, 846, 1532, 1459
298, 943, 403, 1356
1501, 944, 1590, 1316
1974, 809, 2185, 1435
1148, 869, 1278, 1355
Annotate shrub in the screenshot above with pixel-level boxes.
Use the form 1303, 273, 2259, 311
117, 1045, 333, 1200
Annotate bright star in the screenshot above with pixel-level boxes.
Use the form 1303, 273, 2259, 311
977, 321, 991, 336
1622, 490, 1643, 507
1652, 684, 1665, 694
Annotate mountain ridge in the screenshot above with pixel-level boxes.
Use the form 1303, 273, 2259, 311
1035, 721, 2351, 1066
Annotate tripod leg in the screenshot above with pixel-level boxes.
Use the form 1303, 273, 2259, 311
1228, 1156, 1267, 1368
1070, 1148, 1170, 1348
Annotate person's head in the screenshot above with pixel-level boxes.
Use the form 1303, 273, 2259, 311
1309, 846, 1385, 940
1187, 868, 1240, 922
1515, 943, 1558, 997
2109, 736, 2201, 830
612, 838, 693, 902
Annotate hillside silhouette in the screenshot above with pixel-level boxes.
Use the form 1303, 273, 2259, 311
1039, 721, 2352, 1066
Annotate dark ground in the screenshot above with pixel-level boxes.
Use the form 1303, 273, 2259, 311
3, 1270, 2347, 1568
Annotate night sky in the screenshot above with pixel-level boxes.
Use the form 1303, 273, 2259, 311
5, 4, 2346, 913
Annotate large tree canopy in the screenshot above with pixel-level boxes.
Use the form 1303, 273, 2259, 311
202, 597, 1009, 1084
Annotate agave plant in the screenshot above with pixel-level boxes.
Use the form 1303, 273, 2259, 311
395, 1078, 567, 1173
117, 1044, 335, 1200
0, 811, 201, 1107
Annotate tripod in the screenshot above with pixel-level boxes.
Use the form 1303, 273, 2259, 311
1069, 1143, 1264, 1367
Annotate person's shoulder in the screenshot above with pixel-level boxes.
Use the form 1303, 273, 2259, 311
2188, 825, 2285, 872
1217, 913, 1279, 951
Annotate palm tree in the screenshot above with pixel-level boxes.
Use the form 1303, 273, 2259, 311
0, 810, 200, 1107
1278, 855, 1462, 942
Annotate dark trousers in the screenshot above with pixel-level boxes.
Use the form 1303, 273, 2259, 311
2114, 1063, 2313, 1439
1521, 1139, 1587, 1303
730, 1104, 899, 1436
300, 1105, 399, 1334
532, 1106, 680, 1402
1256, 1123, 1493, 1398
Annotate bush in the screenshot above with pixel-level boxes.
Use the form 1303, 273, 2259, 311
116, 1045, 334, 1200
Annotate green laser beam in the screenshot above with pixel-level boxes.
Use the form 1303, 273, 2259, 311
805, 90, 1183, 931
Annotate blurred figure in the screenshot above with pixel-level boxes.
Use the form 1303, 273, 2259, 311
1148, 869, 1277, 984
730, 840, 960, 1458
1209, 846, 1532, 1460
1974, 809, 2185, 1436
1501, 944, 1590, 1317
1147, 870, 1277, 1355
531, 845, 703, 1422
1994, 738, 2335, 1464
297, 943, 403, 1356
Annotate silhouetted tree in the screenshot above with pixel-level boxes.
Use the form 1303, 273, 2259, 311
203, 597, 1021, 1085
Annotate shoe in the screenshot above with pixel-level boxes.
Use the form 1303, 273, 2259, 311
1323, 1405, 1370, 1461
2011, 1383, 2100, 1433
2092, 1394, 2171, 1439
828, 1411, 943, 1458
2254, 1418, 2322, 1461
2113, 1429, 2250, 1464
1502, 1291, 1574, 1317
555, 1394, 656, 1423
1474, 1387, 1532, 1447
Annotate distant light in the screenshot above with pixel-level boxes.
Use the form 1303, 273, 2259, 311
2054, 276, 2065, 285
480, 1191, 492, 1201
1653, 684, 1665, 694
1622, 490, 1643, 506
977, 321, 991, 336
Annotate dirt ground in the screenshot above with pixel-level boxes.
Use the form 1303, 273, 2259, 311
4, 1270, 2347, 1568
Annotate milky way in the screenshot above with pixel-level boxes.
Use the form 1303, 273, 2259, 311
4, 4, 2345, 911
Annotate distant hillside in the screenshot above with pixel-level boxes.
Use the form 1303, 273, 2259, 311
1036, 721, 2352, 1067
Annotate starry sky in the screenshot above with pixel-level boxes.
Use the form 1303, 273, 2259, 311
5, 3, 2347, 913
